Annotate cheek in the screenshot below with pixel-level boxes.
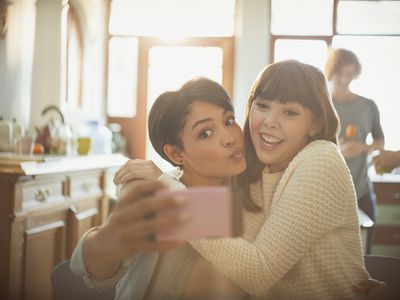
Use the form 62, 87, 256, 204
249, 109, 262, 134
184, 144, 220, 166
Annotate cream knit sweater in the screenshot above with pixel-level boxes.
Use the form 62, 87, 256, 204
189, 140, 369, 299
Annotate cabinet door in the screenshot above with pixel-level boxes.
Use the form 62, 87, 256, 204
67, 201, 100, 257
23, 217, 66, 300
374, 182, 400, 205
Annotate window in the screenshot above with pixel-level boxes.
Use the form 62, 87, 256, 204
271, 0, 333, 36
146, 45, 224, 170
107, 37, 138, 118
337, 1, 400, 34
271, 0, 400, 150
107, 0, 235, 163
109, 0, 235, 37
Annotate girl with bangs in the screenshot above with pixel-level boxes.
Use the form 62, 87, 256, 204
187, 60, 370, 299
117, 60, 376, 299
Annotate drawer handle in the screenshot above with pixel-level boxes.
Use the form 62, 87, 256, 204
34, 188, 51, 202
80, 182, 93, 192
393, 192, 400, 200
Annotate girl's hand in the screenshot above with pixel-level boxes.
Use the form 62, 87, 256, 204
353, 278, 391, 300
90, 181, 189, 262
113, 159, 163, 185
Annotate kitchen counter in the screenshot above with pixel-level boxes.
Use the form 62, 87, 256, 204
0, 153, 128, 300
0, 153, 128, 175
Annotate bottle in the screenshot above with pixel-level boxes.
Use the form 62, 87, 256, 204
85, 120, 112, 155
12, 118, 23, 139
0, 116, 12, 152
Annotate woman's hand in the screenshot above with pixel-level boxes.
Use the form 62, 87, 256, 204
114, 159, 163, 185
353, 278, 391, 300
83, 181, 189, 278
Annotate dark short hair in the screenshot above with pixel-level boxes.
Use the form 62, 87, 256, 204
148, 77, 234, 166
325, 48, 362, 81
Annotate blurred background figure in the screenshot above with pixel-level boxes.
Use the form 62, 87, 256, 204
372, 150, 400, 174
325, 48, 385, 254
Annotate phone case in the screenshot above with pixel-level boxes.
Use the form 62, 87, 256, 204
156, 186, 242, 241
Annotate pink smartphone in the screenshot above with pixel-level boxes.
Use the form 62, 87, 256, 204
155, 186, 242, 241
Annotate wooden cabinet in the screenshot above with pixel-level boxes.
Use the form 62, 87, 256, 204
372, 176, 400, 256
0, 154, 126, 300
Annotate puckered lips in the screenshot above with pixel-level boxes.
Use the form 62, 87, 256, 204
259, 132, 283, 151
229, 147, 244, 160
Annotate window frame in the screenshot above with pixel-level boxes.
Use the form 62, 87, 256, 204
270, 0, 400, 62
106, 35, 235, 158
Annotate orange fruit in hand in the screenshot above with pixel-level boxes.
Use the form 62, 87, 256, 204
346, 124, 357, 138
33, 143, 45, 155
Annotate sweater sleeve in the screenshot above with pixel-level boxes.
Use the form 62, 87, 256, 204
189, 143, 351, 295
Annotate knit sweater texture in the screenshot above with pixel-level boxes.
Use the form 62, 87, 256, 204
189, 140, 369, 299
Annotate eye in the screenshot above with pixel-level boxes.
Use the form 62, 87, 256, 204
284, 110, 299, 117
199, 129, 213, 139
225, 117, 235, 126
254, 102, 269, 110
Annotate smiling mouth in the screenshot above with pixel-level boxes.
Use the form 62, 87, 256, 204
260, 133, 283, 149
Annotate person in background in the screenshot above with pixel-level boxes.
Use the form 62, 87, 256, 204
325, 48, 384, 254
372, 149, 400, 174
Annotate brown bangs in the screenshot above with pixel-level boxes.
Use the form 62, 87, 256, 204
253, 60, 323, 117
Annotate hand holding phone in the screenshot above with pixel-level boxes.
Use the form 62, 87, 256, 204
156, 186, 242, 241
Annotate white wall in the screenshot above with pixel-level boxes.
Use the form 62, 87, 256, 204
233, 0, 271, 127
0, 0, 36, 128
30, 0, 63, 128
30, 0, 109, 130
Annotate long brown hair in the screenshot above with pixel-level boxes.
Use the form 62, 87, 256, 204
237, 60, 340, 212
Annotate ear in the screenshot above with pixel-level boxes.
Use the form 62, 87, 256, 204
163, 144, 184, 166
308, 117, 322, 138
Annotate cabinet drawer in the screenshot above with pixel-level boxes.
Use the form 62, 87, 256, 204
376, 204, 400, 225
69, 171, 102, 199
375, 226, 400, 245
22, 179, 65, 210
374, 182, 400, 205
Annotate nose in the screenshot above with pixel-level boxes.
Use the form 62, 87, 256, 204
222, 128, 236, 147
263, 111, 279, 129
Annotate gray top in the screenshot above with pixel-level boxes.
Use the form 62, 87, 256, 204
333, 95, 384, 199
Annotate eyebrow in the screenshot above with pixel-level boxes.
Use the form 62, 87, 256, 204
191, 109, 230, 130
192, 118, 212, 130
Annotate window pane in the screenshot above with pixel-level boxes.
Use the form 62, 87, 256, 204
337, 1, 400, 34
110, 0, 235, 37
271, 0, 333, 35
333, 36, 400, 150
107, 37, 138, 118
274, 39, 328, 71
146, 46, 223, 171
